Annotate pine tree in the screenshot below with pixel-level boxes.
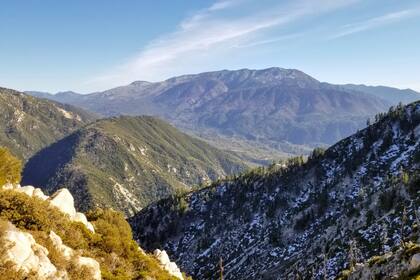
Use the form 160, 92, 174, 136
400, 206, 407, 249
323, 252, 328, 280
381, 222, 390, 253
219, 257, 224, 280
348, 240, 357, 271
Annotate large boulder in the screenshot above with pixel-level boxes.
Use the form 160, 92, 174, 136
15, 185, 35, 196
48, 188, 77, 218
73, 212, 95, 232
410, 253, 420, 270
33, 188, 49, 200
1, 222, 58, 279
154, 249, 184, 280
2, 185, 94, 232
76, 257, 101, 280
49, 231, 73, 259
47, 189, 95, 232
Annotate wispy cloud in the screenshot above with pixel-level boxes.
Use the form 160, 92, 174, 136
208, 0, 238, 12
87, 0, 358, 90
233, 33, 304, 48
330, 8, 420, 39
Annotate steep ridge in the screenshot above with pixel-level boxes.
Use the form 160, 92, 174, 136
130, 102, 420, 279
22, 116, 246, 216
340, 84, 420, 105
26, 68, 398, 159
0, 87, 97, 161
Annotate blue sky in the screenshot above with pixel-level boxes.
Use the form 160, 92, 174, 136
1, 0, 420, 93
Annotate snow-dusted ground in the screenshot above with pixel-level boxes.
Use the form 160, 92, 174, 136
131, 102, 420, 280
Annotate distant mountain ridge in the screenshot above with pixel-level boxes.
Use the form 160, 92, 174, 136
27, 90, 86, 105
22, 116, 246, 216
339, 84, 420, 104
26, 68, 420, 159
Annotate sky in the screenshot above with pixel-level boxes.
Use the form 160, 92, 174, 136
1, 0, 420, 93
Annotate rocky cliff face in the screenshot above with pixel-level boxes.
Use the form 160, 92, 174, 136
130, 102, 420, 279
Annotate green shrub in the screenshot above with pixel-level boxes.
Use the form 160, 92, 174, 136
368, 255, 387, 267
309, 147, 326, 161
0, 147, 22, 186
86, 208, 177, 279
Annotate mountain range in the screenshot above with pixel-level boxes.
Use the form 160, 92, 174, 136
130, 101, 420, 279
27, 68, 420, 161
1, 67, 419, 279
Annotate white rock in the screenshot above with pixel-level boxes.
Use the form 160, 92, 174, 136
2, 222, 58, 279
73, 212, 88, 225
49, 188, 77, 218
5, 186, 94, 232
15, 185, 35, 196
49, 231, 101, 279
155, 249, 171, 264
154, 249, 184, 280
410, 253, 420, 269
76, 256, 101, 280
33, 188, 49, 200
86, 222, 95, 232
49, 231, 73, 259
74, 212, 95, 232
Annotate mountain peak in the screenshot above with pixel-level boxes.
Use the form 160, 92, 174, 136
55, 91, 81, 97
129, 80, 153, 87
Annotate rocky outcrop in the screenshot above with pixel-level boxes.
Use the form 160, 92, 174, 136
1, 181, 184, 279
410, 253, 420, 270
1, 184, 95, 232
48, 188, 95, 232
49, 189, 77, 217
154, 249, 184, 280
1, 221, 58, 279
0, 221, 101, 280
49, 231, 101, 280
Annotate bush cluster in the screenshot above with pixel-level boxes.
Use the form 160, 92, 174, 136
0, 147, 22, 186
